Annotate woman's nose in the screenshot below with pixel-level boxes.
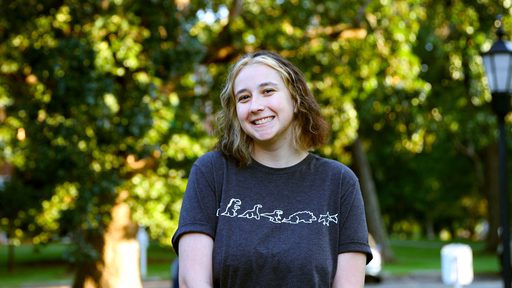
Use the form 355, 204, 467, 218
250, 95, 265, 113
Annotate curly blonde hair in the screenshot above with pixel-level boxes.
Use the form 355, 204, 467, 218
214, 51, 330, 167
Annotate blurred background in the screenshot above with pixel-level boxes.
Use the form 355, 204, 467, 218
0, 0, 510, 287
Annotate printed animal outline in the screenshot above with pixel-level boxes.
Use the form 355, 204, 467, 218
318, 212, 338, 226
238, 204, 262, 220
221, 198, 242, 217
260, 210, 283, 223
282, 211, 317, 224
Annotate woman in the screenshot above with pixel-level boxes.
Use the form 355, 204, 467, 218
172, 50, 372, 288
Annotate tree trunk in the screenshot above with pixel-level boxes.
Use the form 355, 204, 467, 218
73, 191, 141, 288
455, 140, 500, 252
351, 137, 397, 263
8, 240, 15, 273
483, 141, 501, 253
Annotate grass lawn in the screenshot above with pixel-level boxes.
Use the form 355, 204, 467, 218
0, 244, 73, 287
0, 242, 176, 287
0, 239, 502, 287
383, 238, 501, 276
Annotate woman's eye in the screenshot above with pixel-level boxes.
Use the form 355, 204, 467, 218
264, 89, 274, 94
238, 95, 249, 102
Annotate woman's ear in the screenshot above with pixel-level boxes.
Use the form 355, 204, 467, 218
294, 102, 298, 113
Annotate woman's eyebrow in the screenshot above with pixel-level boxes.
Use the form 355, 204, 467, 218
259, 81, 278, 88
235, 81, 279, 96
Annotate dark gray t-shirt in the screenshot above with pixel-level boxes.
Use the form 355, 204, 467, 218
172, 151, 372, 288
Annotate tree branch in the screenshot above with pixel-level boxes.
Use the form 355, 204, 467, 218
453, 138, 485, 188
354, 0, 373, 28
200, 0, 244, 64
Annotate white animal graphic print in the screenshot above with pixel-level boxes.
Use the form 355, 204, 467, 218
282, 211, 317, 224
318, 212, 338, 226
260, 210, 283, 223
221, 198, 242, 217
218, 200, 336, 227
238, 204, 262, 220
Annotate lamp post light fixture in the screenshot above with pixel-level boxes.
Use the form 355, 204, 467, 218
482, 16, 512, 288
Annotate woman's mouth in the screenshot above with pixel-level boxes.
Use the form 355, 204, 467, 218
253, 116, 274, 125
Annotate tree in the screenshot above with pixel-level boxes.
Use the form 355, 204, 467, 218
0, 0, 208, 286
412, 0, 505, 251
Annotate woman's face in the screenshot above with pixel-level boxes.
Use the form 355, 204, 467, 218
233, 63, 297, 149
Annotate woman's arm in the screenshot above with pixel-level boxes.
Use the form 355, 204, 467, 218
178, 232, 214, 288
332, 252, 367, 288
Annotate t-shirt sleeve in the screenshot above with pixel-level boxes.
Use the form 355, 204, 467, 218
337, 177, 373, 265
171, 156, 219, 255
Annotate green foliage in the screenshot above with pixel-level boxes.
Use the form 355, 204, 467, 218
187, 0, 507, 238
0, 0, 209, 260
367, 0, 503, 237
372, 132, 482, 236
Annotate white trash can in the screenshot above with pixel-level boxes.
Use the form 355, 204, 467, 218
441, 243, 473, 287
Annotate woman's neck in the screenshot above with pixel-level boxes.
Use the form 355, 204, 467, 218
251, 143, 308, 168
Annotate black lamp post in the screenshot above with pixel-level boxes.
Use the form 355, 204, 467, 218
482, 17, 512, 288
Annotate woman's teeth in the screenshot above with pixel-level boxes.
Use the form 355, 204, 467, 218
254, 117, 273, 125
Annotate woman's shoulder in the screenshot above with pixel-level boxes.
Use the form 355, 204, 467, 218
193, 150, 228, 169
194, 150, 224, 163
309, 153, 358, 182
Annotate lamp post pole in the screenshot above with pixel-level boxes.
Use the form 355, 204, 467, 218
482, 17, 512, 288
498, 109, 511, 288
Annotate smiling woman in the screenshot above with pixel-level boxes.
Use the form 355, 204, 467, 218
172, 51, 372, 288
234, 64, 297, 156
215, 51, 330, 167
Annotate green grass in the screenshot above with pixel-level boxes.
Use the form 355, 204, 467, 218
0, 265, 73, 287
0, 244, 73, 287
0, 242, 176, 287
0, 239, 502, 287
0, 243, 68, 264
383, 238, 501, 275
146, 242, 177, 279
